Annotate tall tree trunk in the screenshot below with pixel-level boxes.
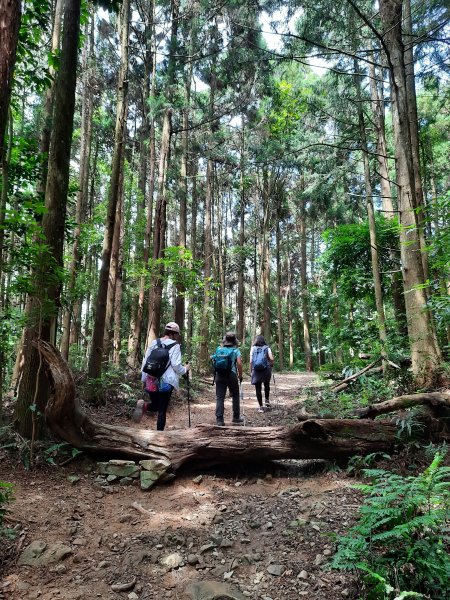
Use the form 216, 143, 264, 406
146, 108, 172, 346
237, 128, 245, 343
128, 3, 156, 367
379, 0, 441, 385
403, 0, 429, 281
0, 0, 20, 157
186, 158, 198, 354
14, 0, 81, 437
354, 62, 388, 360
87, 0, 130, 385
199, 158, 213, 368
286, 250, 294, 369
113, 176, 125, 366
368, 51, 394, 215
298, 198, 312, 371
276, 203, 284, 371
261, 170, 271, 342
60, 14, 94, 360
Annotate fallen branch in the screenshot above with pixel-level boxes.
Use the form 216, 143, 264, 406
331, 357, 382, 392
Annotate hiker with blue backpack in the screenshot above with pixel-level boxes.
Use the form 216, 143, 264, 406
250, 335, 274, 412
211, 332, 244, 426
133, 322, 190, 430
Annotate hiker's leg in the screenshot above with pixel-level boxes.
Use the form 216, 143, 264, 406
215, 376, 227, 424
254, 382, 263, 407
263, 381, 271, 404
156, 389, 173, 431
229, 373, 240, 419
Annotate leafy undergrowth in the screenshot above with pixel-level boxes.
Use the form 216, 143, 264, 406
329, 451, 450, 600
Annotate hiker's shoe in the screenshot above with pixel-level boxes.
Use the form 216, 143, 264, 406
216, 419, 225, 427
257, 407, 265, 413
264, 402, 271, 410
132, 399, 146, 423
232, 416, 244, 424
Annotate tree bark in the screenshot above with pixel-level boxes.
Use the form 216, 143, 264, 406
60, 14, 94, 361
237, 128, 246, 343
354, 61, 388, 360
0, 0, 21, 159
276, 202, 284, 371
379, 0, 441, 386
87, 0, 130, 385
14, 0, 81, 437
298, 198, 312, 371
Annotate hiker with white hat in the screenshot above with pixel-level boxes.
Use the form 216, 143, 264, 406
132, 322, 189, 430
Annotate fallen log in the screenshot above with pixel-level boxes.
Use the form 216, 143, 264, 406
34, 342, 450, 486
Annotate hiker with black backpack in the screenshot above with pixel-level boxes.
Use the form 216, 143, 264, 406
132, 322, 189, 430
211, 332, 244, 426
250, 335, 274, 412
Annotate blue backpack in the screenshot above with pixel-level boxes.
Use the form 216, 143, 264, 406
212, 346, 237, 375
252, 345, 269, 371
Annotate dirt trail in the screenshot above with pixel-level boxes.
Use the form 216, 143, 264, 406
0, 372, 358, 600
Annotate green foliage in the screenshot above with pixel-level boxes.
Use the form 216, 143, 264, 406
330, 452, 450, 599
0, 481, 14, 537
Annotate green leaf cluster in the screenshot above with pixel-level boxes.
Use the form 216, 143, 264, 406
330, 452, 450, 599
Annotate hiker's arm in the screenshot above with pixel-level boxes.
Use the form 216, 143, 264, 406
141, 347, 150, 382
268, 348, 275, 366
237, 356, 243, 380
249, 347, 253, 373
171, 345, 188, 376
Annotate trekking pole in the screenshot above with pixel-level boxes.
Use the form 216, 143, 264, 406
239, 379, 245, 426
273, 372, 280, 410
186, 372, 191, 427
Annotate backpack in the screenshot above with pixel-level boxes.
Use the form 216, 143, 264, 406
252, 345, 269, 371
142, 339, 175, 378
211, 346, 237, 375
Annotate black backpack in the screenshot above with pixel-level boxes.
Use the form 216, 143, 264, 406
143, 339, 175, 378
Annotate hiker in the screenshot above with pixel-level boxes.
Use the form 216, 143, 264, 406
211, 331, 244, 426
250, 334, 274, 412
133, 322, 189, 431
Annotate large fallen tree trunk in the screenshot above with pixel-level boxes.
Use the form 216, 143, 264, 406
35, 342, 449, 479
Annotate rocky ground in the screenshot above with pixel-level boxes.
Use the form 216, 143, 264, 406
0, 373, 362, 600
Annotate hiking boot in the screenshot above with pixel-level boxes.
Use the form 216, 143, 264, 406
257, 407, 265, 413
232, 416, 244, 425
264, 402, 271, 410
216, 419, 225, 427
132, 399, 147, 423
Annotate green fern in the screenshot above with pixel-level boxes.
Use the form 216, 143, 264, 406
330, 452, 450, 599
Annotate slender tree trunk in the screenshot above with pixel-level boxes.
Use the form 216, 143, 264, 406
354, 62, 388, 360
403, 0, 429, 281
333, 279, 343, 364
186, 159, 198, 353
14, 0, 81, 437
60, 15, 94, 360
368, 51, 394, 215
298, 198, 312, 371
87, 0, 130, 384
261, 171, 271, 341
379, 0, 441, 385
286, 250, 294, 368
113, 176, 125, 366
0, 0, 20, 157
276, 204, 284, 371
237, 128, 245, 342
199, 158, 213, 368
146, 108, 172, 346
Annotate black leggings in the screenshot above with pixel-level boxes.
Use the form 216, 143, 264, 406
147, 388, 173, 430
255, 381, 270, 406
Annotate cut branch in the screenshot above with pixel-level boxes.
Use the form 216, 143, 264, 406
331, 357, 382, 392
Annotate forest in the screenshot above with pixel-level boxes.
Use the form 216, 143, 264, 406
0, 0, 450, 598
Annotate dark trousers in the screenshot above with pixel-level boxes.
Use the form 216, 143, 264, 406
255, 381, 270, 406
147, 388, 173, 431
215, 372, 240, 421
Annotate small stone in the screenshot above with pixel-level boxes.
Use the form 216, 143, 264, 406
140, 470, 160, 490
267, 564, 283, 576
323, 549, 332, 556
192, 475, 203, 484
220, 538, 234, 548
107, 474, 119, 483
98, 561, 108, 568
72, 538, 86, 546
120, 477, 133, 486
199, 542, 216, 554
341, 589, 349, 597
160, 552, 183, 570
235, 481, 242, 487
128, 594, 139, 600
314, 554, 324, 566
67, 475, 80, 485
298, 570, 309, 580
187, 554, 199, 565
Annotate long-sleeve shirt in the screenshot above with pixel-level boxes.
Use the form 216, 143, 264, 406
141, 338, 186, 389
